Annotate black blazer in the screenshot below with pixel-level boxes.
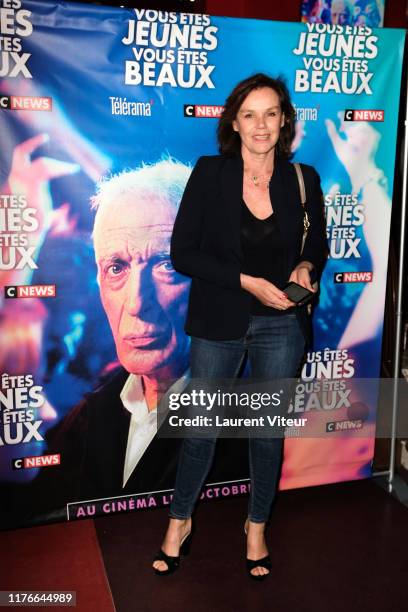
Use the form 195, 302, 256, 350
171, 154, 328, 344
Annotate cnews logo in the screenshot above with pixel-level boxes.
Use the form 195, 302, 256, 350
5, 285, 56, 299
344, 109, 384, 122
326, 419, 363, 433
12, 454, 61, 470
0, 95, 52, 112
184, 104, 224, 118
334, 272, 373, 284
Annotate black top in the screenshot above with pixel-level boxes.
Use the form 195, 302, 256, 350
241, 199, 294, 316
170, 154, 328, 343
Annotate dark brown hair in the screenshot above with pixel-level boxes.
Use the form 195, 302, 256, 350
217, 73, 296, 158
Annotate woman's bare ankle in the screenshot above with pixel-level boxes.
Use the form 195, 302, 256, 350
164, 517, 191, 542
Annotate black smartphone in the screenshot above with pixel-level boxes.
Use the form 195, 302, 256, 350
283, 281, 315, 305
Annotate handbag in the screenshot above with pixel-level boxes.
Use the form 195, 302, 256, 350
293, 163, 318, 310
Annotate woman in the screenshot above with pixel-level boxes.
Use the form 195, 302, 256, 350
152, 73, 327, 579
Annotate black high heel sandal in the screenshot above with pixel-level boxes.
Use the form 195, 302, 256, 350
246, 555, 272, 581
244, 519, 271, 581
153, 528, 193, 576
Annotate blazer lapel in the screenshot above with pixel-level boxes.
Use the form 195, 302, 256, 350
220, 154, 244, 257
220, 153, 243, 209
271, 158, 303, 244
269, 157, 286, 218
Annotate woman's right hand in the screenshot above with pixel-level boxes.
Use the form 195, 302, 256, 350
240, 274, 295, 310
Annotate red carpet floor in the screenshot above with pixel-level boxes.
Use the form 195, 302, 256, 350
0, 520, 114, 611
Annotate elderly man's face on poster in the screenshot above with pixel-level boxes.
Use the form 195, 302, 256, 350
94, 191, 190, 377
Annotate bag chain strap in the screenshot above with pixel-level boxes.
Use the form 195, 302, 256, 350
294, 162, 310, 253
293, 162, 317, 313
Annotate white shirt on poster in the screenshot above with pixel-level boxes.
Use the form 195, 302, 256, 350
120, 372, 189, 487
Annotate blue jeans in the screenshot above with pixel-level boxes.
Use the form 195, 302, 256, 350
169, 313, 305, 523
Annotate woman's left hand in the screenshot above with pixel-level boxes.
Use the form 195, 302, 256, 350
289, 261, 316, 292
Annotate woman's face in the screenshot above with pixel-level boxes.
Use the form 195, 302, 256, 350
232, 87, 285, 157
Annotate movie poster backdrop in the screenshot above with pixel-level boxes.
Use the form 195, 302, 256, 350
0, 1, 404, 527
